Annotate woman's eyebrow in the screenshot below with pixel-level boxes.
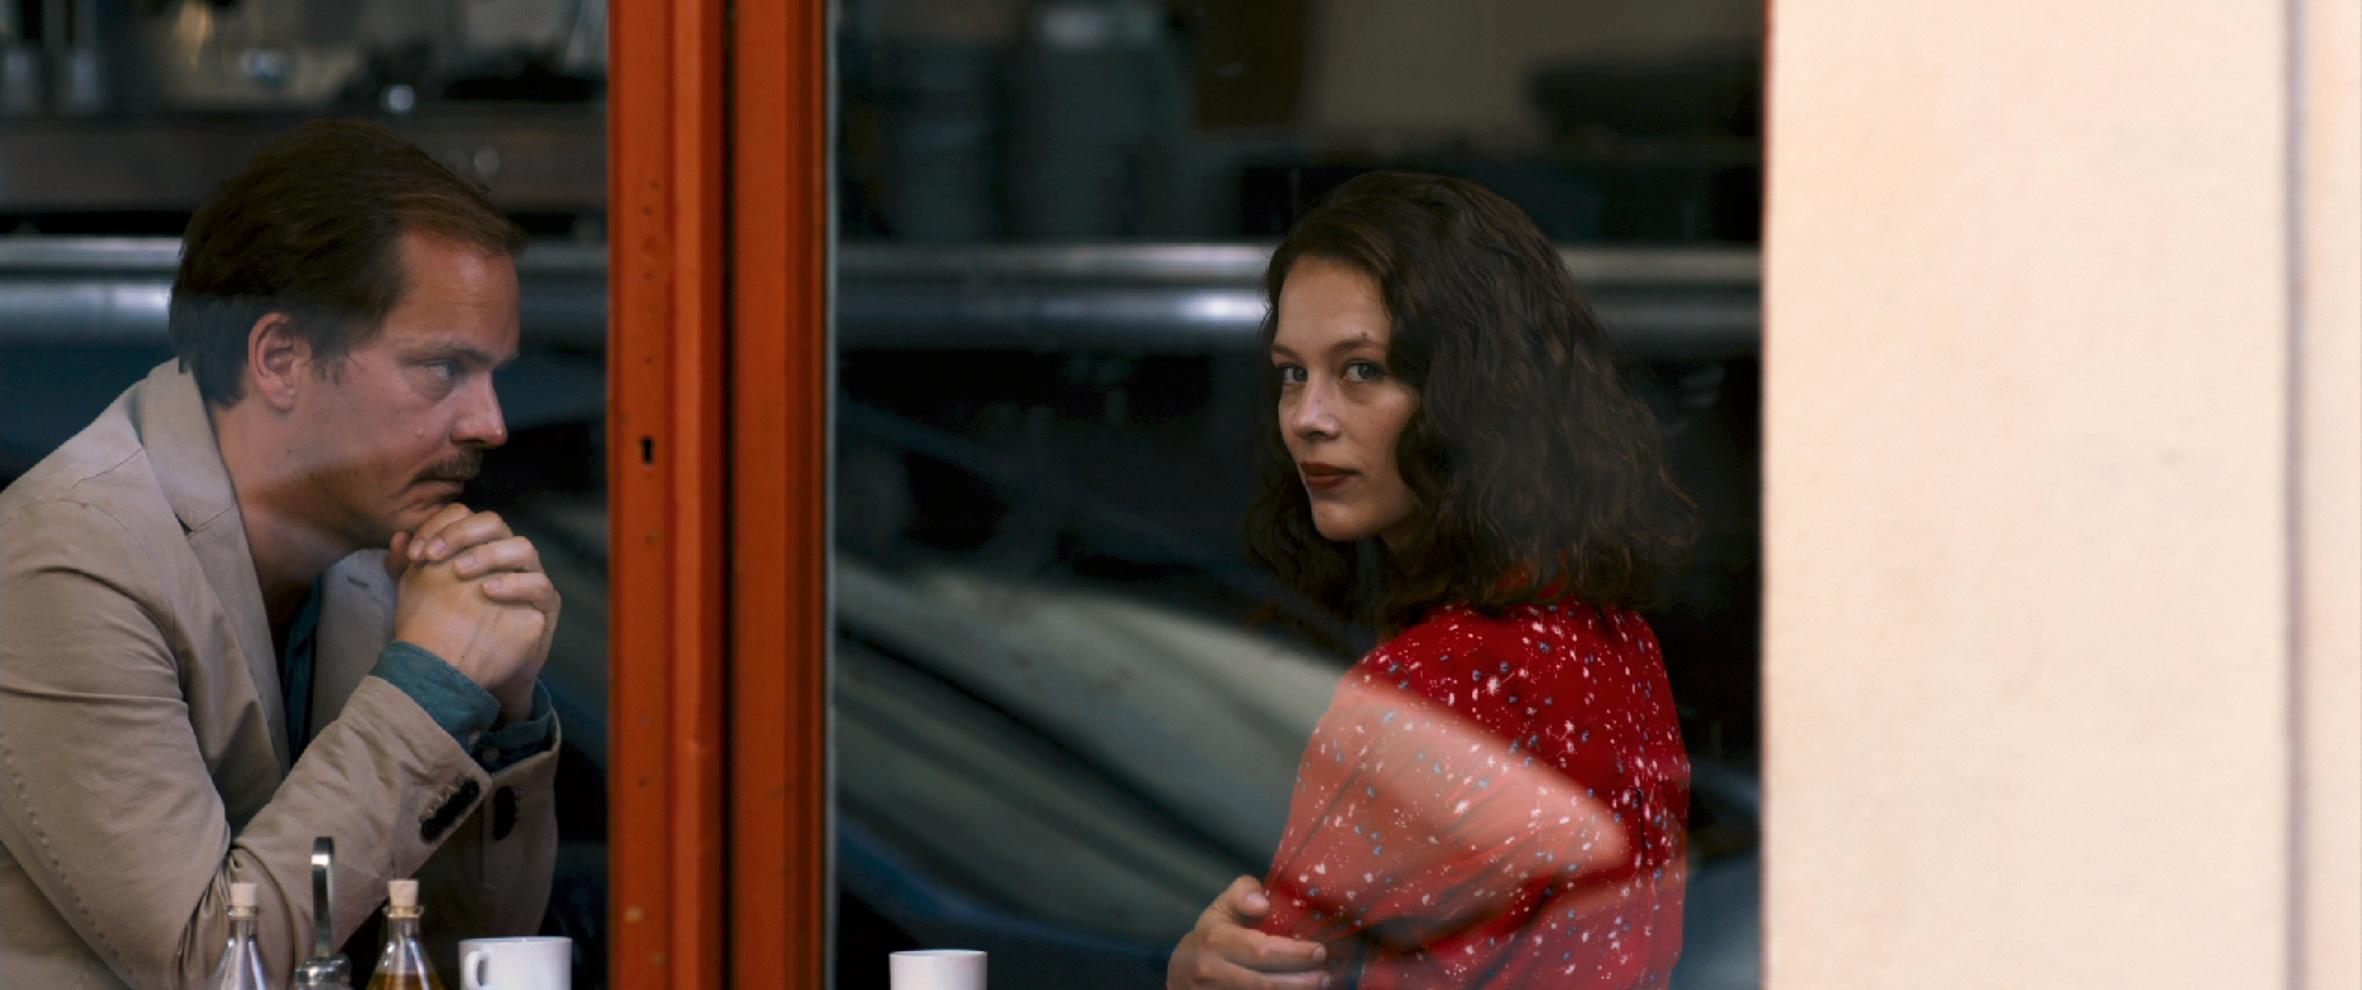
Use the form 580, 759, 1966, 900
1269, 335, 1383, 361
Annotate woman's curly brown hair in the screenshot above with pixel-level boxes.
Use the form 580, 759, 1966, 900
1245, 171, 1696, 637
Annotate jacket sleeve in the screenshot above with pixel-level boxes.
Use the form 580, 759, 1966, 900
1256, 665, 1633, 953
0, 500, 537, 989
410, 711, 562, 974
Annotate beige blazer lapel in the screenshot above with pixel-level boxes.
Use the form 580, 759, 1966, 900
311, 552, 398, 732
129, 361, 291, 772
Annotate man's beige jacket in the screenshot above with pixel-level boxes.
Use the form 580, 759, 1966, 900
0, 361, 558, 989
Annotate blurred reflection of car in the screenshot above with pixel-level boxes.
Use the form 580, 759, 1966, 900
828, 551, 1764, 990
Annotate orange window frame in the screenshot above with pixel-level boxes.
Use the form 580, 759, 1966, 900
609, 0, 830, 987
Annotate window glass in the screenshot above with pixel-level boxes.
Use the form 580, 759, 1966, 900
832, 2, 1761, 987
0, 2, 611, 984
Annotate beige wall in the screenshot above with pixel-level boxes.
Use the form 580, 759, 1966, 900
1764, 0, 2360, 985
2298, 0, 2362, 985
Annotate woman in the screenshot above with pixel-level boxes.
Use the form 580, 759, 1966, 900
1169, 172, 1695, 989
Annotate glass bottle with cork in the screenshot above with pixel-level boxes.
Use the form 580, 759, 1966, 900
366, 879, 445, 990
206, 881, 273, 990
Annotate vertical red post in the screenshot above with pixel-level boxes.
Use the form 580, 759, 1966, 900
607, 0, 729, 986
730, 0, 834, 985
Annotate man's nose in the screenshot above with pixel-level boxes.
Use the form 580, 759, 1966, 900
454, 376, 509, 448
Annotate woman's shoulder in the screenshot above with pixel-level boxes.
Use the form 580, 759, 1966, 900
1391, 598, 1653, 650
1359, 599, 1654, 701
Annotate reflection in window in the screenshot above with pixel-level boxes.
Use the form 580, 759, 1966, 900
0, 3, 610, 984
834, 2, 1762, 987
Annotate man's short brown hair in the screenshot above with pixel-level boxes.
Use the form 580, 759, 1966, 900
168, 120, 528, 406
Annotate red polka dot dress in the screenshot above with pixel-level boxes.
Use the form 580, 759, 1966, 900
1257, 600, 1690, 988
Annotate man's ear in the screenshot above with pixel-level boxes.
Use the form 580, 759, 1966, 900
245, 313, 311, 412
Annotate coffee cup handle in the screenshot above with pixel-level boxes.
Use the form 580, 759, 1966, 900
463, 948, 491, 990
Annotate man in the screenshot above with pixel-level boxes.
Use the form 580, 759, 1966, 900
0, 121, 562, 988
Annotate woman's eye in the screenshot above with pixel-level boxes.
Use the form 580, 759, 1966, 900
1343, 361, 1387, 383
1274, 364, 1307, 385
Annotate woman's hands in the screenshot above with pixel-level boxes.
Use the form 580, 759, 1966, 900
1168, 877, 1330, 990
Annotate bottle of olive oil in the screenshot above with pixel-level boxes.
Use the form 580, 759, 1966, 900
364, 880, 444, 990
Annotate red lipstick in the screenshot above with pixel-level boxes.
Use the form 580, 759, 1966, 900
1299, 461, 1354, 494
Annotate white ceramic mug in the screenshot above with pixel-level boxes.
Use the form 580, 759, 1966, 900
459, 936, 571, 990
890, 948, 985, 990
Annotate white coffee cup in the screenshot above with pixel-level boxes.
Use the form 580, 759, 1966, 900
890, 948, 985, 990
459, 936, 571, 990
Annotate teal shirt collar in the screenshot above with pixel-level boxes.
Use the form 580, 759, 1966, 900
279, 579, 323, 763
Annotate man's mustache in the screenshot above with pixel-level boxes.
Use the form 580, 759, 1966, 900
417, 449, 484, 485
